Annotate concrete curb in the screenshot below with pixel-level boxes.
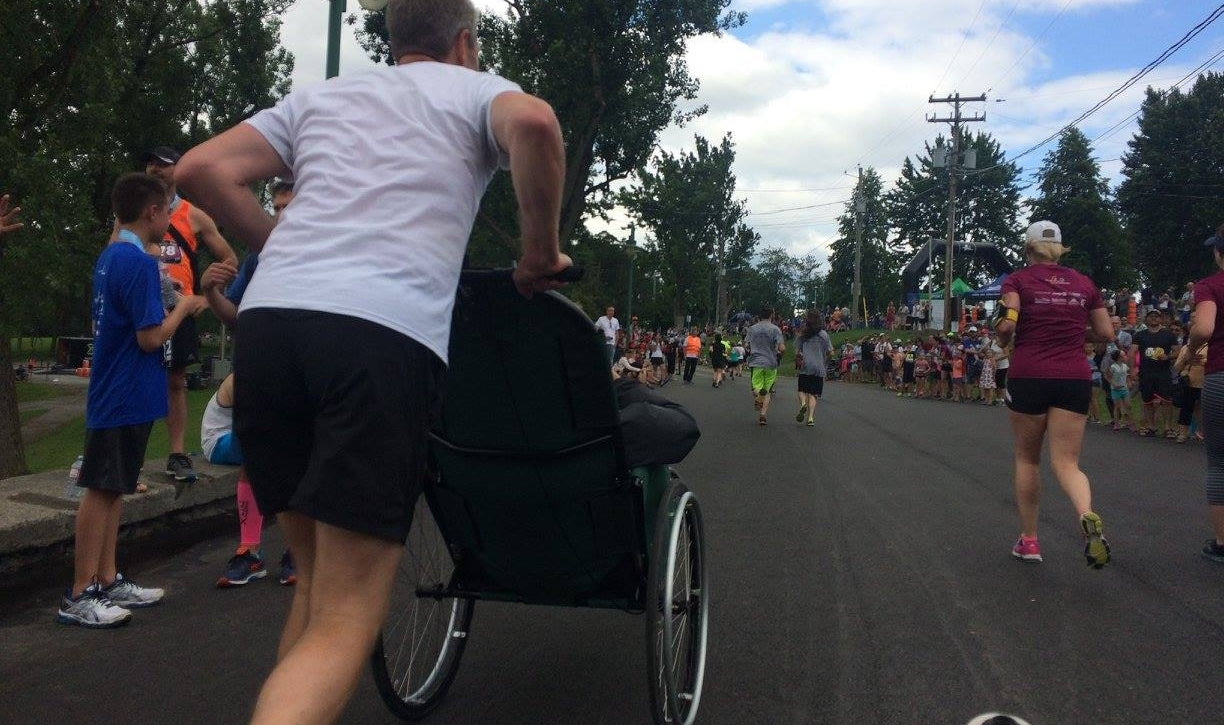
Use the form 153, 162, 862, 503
0, 457, 240, 579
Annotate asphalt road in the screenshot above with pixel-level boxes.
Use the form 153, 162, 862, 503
2, 370, 1222, 725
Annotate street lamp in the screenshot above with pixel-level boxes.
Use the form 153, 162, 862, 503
624, 226, 638, 339
328, 0, 389, 79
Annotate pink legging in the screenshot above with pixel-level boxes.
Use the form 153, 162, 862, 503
237, 473, 265, 548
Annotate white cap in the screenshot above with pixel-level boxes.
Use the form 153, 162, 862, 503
1025, 220, 1062, 244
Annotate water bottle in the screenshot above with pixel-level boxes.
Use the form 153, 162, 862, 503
64, 456, 84, 501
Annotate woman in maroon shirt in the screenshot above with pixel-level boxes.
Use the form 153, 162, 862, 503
1175, 224, 1224, 564
995, 221, 1115, 568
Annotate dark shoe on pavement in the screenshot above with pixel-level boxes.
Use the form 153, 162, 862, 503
216, 548, 267, 588
165, 453, 198, 501
1201, 539, 1224, 564
279, 550, 297, 586
796, 404, 808, 423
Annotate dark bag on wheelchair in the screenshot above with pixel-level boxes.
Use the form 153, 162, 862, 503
614, 378, 700, 468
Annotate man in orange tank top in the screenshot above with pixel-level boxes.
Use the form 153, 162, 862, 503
144, 146, 238, 485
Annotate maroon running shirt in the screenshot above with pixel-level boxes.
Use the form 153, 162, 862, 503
1002, 263, 1104, 380
1193, 270, 1224, 374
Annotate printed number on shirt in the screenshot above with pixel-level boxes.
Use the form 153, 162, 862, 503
159, 241, 182, 265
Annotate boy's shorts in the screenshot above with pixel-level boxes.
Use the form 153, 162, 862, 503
1110, 388, 1130, 402
235, 309, 444, 542
206, 432, 244, 466
78, 422, 155, 495
751, 367, 778, 394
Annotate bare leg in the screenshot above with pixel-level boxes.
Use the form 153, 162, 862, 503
72, 489, 121, 596
1046, 407, 1093, 517
167, 369, 188, 454
1010, 410, 1048, 538
276, 512, 317, 661
97, 492, 124, 585
250, 519, 403, 725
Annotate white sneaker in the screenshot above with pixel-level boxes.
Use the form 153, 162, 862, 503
103, 572, 164, 608
57, 584, 132, 629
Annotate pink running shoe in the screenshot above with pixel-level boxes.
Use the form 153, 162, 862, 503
1011, 536, 1043, 562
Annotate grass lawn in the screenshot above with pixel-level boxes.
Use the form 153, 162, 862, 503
15, 382, 77, 404
22, 387, 216, 475
19, 408, 47, 424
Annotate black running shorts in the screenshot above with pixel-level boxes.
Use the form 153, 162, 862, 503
168, 314, 199, 371
234, 309, 445, 542
1138, 373, 1174, 403
1005, 377, 1092, 416
79, 422, 154, 495
797, 374, 824, 396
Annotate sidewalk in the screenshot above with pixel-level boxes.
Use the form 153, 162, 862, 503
0, 457, 240, 579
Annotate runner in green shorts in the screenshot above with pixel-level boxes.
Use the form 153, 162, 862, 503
744, 307, 786, 425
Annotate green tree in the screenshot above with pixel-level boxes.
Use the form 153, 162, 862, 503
352, 0, 745, 260
619, 134, 754, 327
1117, 72, 1224, 292
827, 167, 897, 314
1027, 127, 1132, 289
0, 0, 293, 477
885, 130, 1023, 291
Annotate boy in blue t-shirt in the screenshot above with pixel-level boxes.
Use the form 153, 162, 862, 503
57, 173, 207, 629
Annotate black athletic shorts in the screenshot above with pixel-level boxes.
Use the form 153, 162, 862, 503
797, 374, 824, 396
78, 422, 154, 495
168, 314, 199, 370
234, 309, 445, 542
1139, 373, 1174, 403
1005, 377, 1092, 416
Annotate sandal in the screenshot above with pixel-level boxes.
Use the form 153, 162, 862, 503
1165, 429, 1179, 440
1137, 428, 1155, 437
1177, 433, 1188, 444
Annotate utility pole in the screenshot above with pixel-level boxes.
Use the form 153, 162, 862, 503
927, 92, 986, 330
326, 0, 346, 79
716, 235, 727, 329
851, 165, 864, 330
625, 225, 637, 340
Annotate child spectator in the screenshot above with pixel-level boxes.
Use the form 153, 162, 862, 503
913, 353, 931, 398
58, 173, 206, 628
1109, 350, 1132, 431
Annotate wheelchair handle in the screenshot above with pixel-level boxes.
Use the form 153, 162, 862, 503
459, 265, 585, 283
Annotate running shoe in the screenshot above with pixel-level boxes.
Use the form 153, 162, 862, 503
1080, 512, 1111, 569
165, 453, 198, 483
57, 584, 131, 629
278, 550, 297, 586
805, 420, 815, 427
753, 393, 764, 411
796, 404, 808, 423
1011, 536, 1043, 562
104, 572, 164, 608
216, 548, 267, 588
1201, 539, 1224, 564
758, 414, 767, 426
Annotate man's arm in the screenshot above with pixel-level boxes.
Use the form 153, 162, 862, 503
176, 123, 289, 254
490, 91, 572, 297
201, 260, 239, 328
191, 205, 238, 267
136, 296, 208, 352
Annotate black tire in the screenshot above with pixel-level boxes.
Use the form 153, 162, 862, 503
646, 479, 709, 725
371, 494, 474, 720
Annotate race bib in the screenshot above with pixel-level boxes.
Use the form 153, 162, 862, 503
159, 241, 183, 265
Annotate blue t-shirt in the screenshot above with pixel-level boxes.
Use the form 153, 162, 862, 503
225, 254, 259, 305
86, 234, 168, 429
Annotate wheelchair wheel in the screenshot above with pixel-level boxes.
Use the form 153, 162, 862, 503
646, 479, 708, 725
371, 494, 474, 720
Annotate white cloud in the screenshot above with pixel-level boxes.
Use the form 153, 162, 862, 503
274, 0, 1198, 272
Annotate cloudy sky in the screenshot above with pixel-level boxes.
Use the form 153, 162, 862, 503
277, 1, 1223, 265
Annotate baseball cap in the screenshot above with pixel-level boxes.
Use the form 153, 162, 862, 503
143, 146, 182, 165
1025, 220, 1062, 244
1203, 233, 1224, 250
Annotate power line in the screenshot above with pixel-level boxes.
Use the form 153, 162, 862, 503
956, 0, 1023, 89
1005, 3, 1224, 163
968, 4, 1224, 176
990, 0, 1075, 93
932, 0, 990, 95
745, 198, 853, 216
1090, 46, 1224, 145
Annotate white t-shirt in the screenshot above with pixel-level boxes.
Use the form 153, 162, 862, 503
241, 62, 522, 363
200, 391, 232, 462
595, 315, 620, 345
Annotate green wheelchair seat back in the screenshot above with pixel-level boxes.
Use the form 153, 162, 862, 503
426, 274, 644, 607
